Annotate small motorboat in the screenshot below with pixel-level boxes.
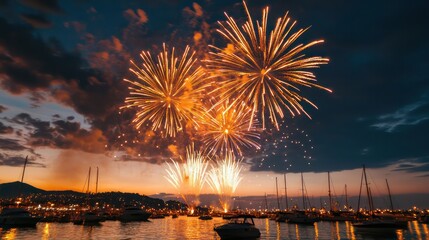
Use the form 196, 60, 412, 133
150, 213, 166, 219
0, 207, 41, 227
73, 211, 103, 225
214, 214, 260, 239
119, 207, 151, 222
286, 210, 319, 225
352, 218, 407, 229
199, 215, 213, 220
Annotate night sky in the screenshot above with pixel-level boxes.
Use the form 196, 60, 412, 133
0, 0, 428, 203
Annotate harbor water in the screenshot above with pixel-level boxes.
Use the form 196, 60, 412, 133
1, 217, 428, 239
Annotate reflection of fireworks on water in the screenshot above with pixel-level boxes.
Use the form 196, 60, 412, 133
201, 101, 260, 156
164, 144, 209, 209
207, 152, 243, 212
122, 44, 209, 137
256, 121, 314, 171
206, 1, 331, 129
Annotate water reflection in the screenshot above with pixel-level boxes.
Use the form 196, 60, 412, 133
422, 224, 429, 236
42, 223, 50, 240
396, 229, 404, 240
345, 221, 356, 240
314, 222, 319, 239
334, 221, 340, 239
2, 227, 17, 239
1, 218, 429, 239
412, 220, 423, 240
274, 220, 280, 240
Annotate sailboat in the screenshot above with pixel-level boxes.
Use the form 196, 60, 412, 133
369, 179, 408, 227
286, 173, 319, 225
0, 156, 41, 227
73, 167, 103, 225
322, 172, 355, 222
275, 173, 294, 222
352, 165, 406, 230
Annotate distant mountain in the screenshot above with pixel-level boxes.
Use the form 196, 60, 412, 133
0, 181, 45, 198
0, 182, 167, 209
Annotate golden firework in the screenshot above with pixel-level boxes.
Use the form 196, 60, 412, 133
201, 100, 260, 156
123, 44, 208, 137
164, 144, 209, 206
206, 1, 331, 129
207, 152, 243, 212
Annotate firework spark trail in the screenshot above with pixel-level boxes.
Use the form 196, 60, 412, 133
122, 44, 209, 137
257, 121, 314, 171
207, 152, 243, 212
201, 100, 260, 156
206, 1, 331, 130
164, 144, 209, 206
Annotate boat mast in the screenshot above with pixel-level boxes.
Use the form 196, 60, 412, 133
363, 165, 373, 213
275, 177, 280, 210
86, 167, 91, 194
345, 184, 349, 210
21, 155, 28, 183
368, 187, 374, 211
17, 155, 29, 204
357, 167, 364, 213
301, 172, 306, 210
264, 193, 268, 211
284, 173, 288, 210
386, 179, 394, 211
328, 171, 332, 211
96, 167, 99, 194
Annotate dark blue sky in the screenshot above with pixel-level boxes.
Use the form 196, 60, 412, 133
0, 0, 428, 178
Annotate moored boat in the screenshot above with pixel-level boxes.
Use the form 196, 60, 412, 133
214, 214, 261, 239
150, 213, 166, 219
353, 218, 407, 229
0, 207, 41, 227
352, 165, 407, 230
199, 215, 213, 220
119, 207, 151, 222
286, 210, 319, 225
73, 211, 103, 225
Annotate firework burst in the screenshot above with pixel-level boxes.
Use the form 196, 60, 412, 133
201, 100, 260, 156
122, 44, 208, 137
164, 144, 209, 207
206, 1, 331, 129
207, 152, 243, 212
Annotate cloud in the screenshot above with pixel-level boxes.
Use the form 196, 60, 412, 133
183, 3, 203, 19
19, 0, 63, 14
192, 3, 203, 17
372, 97, 429, 132
0, 17, 125, 121
123, 8, 148, 24
115, 154, 171, 165
0, 153, 46, 167
0, 122, 13, 134
391, 157, 429, 174
0, 105, 7, 113
20, 13, 52, 28
64, 21, 86, 33
0, 138, 27, 151
0, 16, 183, 165
7, 112, 107, 154
112, 36, 123, 52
